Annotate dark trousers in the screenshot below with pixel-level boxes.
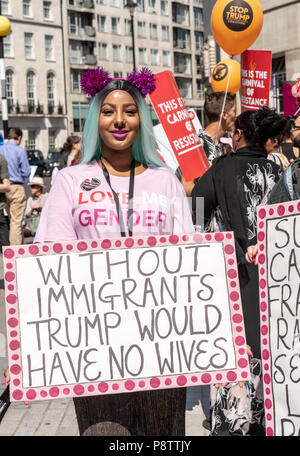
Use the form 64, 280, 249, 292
73, 387, 186, 436
0, 209, 9, 253
239, 262, 261, 360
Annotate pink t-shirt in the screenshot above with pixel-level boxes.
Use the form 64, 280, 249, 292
34, 161, 194, 242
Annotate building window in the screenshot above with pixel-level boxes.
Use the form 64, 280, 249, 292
172, 4, 189, 26
194, 31, 203, 51
196, 79, 205, 98
124, 19, 132, 36
1, 1, 10, 14
48, 129, 56, 149
97, 15, 107, 33
149, 23, 158, 40
69, 41, 81, 64
27, 130, 37, 149
272, 56, 286, 114
98, 43, 108, 60
148, 0, 156, 13
45, 35, 54, 60
24, 32, 34, 58
3, 34, 12, 57
175, 77, 192, 98
26, 71, 35, 109
173, 28, 190, 50
137, 21, 145, 37
174, 52, 191, 74
161, 25, 169, 41
43, 1, 51, 19
162, 50, 170, 67
138, 48, 147, 65
160, 0, 168, 16
6, 70, 14, 111
72, 102, 89, 132
111, 17, 121, 34
136, 0, 144, 12
150, 49, 159, 66
71, 69, 83, 92
112, 44, 121, 62
193, 7, 203, 27
110, 0, 120, 7
125, 46, 133, 63
47, 73, 55, 108
23, 0, 32, 17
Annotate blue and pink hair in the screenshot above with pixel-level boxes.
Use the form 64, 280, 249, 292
80, 68, 165, 168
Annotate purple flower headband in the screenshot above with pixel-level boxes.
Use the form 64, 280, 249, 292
80, 67, 156, 98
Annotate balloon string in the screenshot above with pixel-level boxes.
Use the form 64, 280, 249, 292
217, 60, 233, 134
294, 107, 300, 117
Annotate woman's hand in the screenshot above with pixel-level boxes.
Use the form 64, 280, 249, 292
214, 345, 253, 390
4, 368, 29, 407
245, 244, 259, 265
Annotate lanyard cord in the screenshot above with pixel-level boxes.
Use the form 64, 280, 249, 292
100, 157, 135, 237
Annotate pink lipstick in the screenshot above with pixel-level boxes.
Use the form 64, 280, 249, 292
111, 130, 129, 140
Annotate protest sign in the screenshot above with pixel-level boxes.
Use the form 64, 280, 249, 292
257, 200, 300, 436
153, 109, 203, 172
149, 71, 209, 182
241, 50, 272, 112
4, 233, 250, 402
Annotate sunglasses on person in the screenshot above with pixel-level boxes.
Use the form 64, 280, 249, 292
291, 125, 300, 131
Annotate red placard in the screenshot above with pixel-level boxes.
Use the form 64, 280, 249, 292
149, 71, 209, 181
241, 50, 272, 112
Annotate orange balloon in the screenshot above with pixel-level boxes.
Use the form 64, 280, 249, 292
211, 59, 241, 93
211, 0, 263, 56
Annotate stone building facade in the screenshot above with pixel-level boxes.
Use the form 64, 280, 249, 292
251, 0, 300, 113
2, 0, 209, 153
1, 0, 67, 154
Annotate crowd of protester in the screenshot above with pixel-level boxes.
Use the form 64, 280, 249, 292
1, 85, 300, 436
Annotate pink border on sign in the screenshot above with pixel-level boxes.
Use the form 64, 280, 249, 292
257, 200, 300, 437
3, 232, 250, 402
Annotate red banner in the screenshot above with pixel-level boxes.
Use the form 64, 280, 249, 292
149, 71, 209, 181
241, 50, 272, 112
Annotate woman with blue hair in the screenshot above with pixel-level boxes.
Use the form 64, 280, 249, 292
34, 68, 194, 435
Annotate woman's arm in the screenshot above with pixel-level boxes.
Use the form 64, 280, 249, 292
191, 167, 217, 227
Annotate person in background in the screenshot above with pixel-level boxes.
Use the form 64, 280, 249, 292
51, 136, 81, 185
0, 127, 31, 245
265, 134, 290, 170
191, 107, 285, 436
279, 116, 299, 163
59, 135, 81, 169
24, 176, 48, 237
0, 153, 10, 252
200, 91, 236, 165
290, 112, 300, 156
176, 92, 236, 196
246, 155, 300, 264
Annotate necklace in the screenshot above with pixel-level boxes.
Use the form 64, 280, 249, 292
100, 157, 135, 237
